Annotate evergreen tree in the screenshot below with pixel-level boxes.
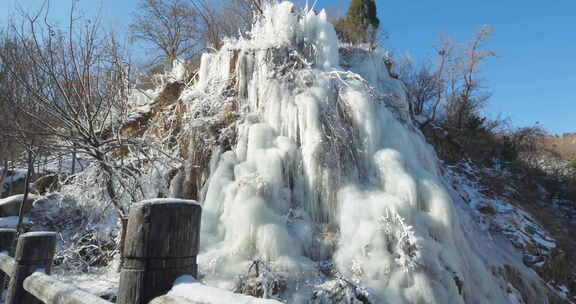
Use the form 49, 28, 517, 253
342, 0, 380, 44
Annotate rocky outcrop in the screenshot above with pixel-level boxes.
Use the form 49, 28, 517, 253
121, 82, 185, 138
31, 174, 61, 195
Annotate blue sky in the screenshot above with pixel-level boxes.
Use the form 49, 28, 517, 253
1, 0, 574, 134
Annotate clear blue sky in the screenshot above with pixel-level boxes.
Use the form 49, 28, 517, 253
1, 0, 574, 134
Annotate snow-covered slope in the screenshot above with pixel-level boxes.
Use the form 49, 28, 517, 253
169, 2, 555, 303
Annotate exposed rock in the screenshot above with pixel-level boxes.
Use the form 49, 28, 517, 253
32, 174, 61, 194
121, 81, 185, 138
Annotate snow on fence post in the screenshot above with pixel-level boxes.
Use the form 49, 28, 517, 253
0, 228, 16, 289
23, 272, 112, 304
149, 295, 196, 304
6, 231, 56, 304
117, 199, 202, 304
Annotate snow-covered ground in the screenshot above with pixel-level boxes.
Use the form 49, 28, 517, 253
445, 160, 574, 302
168, 275, 283, 304
0, 216, 29, 228
446, 161, 557, 262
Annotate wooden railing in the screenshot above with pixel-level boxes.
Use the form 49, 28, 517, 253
0, 199, 201, 304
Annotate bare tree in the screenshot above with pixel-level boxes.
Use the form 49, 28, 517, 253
130, 0, 200, 64
0, 4, 162, 247
0, 30, 45, 173
189, 0, 262, 50
398, 26, 494, 131
444, 26, 495, 131
398, 59, 441, 125
397, 37, 452, 128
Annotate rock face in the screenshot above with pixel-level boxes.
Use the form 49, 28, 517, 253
0, 194, 41, 217
121, 81, 185, 138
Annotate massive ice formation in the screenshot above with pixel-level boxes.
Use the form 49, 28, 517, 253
181, 2, 551, 303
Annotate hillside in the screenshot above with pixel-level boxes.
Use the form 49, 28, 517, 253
538, 134, 576, 162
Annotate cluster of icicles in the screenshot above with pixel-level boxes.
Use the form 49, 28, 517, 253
181, 2, 549, 303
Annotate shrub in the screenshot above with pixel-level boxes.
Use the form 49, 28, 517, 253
333, 0, 380, 46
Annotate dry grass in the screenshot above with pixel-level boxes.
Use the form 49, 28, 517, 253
537, 133, 576, 161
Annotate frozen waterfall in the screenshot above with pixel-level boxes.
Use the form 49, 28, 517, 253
180, 2, 550, 303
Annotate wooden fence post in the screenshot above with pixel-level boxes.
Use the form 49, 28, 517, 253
117, 199, 202, 304
0, 228, 16, 289
6, 231, 56, 304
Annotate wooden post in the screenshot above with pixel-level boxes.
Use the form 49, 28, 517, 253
117, 199, 202, 304
6, 232, 56, 304
118, 216, 129, 272
0, 229, 16, 289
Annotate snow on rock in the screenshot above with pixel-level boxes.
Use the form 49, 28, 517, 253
446, 161, 558, 266
526, 155, 576, 180
170, 59, 188, 82
168, 275, 283, 304
125, 92, 154, 126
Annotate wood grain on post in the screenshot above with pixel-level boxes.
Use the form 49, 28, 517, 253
6, 231, 57, 304
117, 199, 202, 304
0, 228, 16, 289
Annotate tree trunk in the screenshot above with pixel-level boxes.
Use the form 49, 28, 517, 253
16, 148, 35, 235
71, 144, 77, 174
99, 161, 129, 272
1, 160, 8, 198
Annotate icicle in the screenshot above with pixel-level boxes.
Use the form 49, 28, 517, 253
185, 2, 551, 303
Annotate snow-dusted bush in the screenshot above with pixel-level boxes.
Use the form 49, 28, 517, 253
31, 189, 117, 273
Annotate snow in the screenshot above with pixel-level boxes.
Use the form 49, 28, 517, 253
20, 231, 57, 237
0, 216, 29, 227
138, 198, 201, 207
446, 160, 558, 263
0, 194, 42, 214
506, 284, 525, 304
55, 271, 119, 300
130, 88, 156, 107
0, 193, 42, 202
168, 275, 283, 304
171, 59, 187, 82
